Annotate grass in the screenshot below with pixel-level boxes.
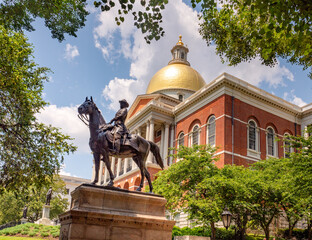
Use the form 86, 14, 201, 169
0, 223, 59, 239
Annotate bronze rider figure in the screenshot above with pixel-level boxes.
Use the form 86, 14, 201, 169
108, 99, 129, 154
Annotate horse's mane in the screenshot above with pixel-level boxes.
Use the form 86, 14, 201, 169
92, 102, 106, 126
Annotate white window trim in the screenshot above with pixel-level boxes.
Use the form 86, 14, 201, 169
190, 124, 200, 146
206, 116, 216, 147
177, 132, 185, 147
283, 133, 293, 158
247, 120, 261, 159
266, 127, 278, 158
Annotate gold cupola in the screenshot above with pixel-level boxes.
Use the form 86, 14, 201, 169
146, 35, 206, 98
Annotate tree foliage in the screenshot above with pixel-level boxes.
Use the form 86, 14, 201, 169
0, 0, 88, 41
153, 145, 221, 239
154, 141, 312, 240
0, 175, 69, 224
198, 0, 312, 78
94, 0, 312, 79
0, 26, 76, 194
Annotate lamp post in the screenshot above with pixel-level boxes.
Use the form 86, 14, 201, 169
221, 207, 232, 230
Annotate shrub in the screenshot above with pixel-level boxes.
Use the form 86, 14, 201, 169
215, 227, 235, 240
52, 231, 60, 237
278, 228, 308, 240
41, 232, 50, 237
28, 231, 36, 237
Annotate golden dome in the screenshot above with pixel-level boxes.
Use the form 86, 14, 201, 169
146, 63, 206, 94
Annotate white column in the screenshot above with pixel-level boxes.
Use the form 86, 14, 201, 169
98, 160, 104, 184
137, 127, 141, 136
111, 157, 116, 176
169, 125, 174, 166
117, 158, 121, 177
91, 159, 95, 182
150, 119, 155, 142
148, 119, 155, 162
124, 158, 128, 173
163, 123, 170, 165
160, 124, 165, 159
132, 157, 137, 169
103, 167, 108, 183
146, 121, 150, 140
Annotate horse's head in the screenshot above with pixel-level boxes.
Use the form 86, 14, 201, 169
78, 97, 95, 115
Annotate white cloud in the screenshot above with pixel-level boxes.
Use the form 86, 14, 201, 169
64, 43, 80, 61
36, 105, 90, 153
283, 90, 307, 107
102, 77, 145, 111
94, 0, 295, 108
59, 164, 75, 177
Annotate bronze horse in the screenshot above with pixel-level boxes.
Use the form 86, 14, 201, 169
78, 97, 164, 192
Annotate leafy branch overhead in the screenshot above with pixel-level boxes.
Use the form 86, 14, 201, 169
0, 0, 89, 41
0, 26, 77, 194
95, 0, 312, 79
94, 0, 167, 43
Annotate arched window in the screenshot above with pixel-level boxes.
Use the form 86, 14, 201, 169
284, 133, 292, 158
178, 132, 185, 147
178, 94, 183, 101
191, 125, 200, 146
267, 127, 276, 157
207, 116, 216, 146
247, 120, 260, 158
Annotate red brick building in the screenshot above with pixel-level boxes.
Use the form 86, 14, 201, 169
95, 36, 312, 198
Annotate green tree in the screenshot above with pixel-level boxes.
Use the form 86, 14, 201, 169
0, 26, 76, 194
153, 145, 221, 240
249, 159, 285, 240
94, 0, 312, 78
207, 165, 252, 240
281, 126, 312, 240
0, 0, 88, 41
0, 175, 69, 224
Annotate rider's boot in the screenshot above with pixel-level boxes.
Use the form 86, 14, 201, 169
115, 140, 120, 155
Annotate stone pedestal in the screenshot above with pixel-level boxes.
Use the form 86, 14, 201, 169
21, 218, 28, 224
59, 184, 175, 240
36, 205, 54, 226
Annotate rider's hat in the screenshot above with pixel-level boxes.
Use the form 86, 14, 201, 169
119, 99, 129, 108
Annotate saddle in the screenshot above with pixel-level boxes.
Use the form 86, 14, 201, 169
98, 124, 139, 152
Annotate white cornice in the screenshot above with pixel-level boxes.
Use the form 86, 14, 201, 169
174, 73, 307, 123
126, 101, 174, 129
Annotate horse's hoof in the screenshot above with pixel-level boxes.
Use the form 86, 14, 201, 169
107, 181, 114, 187
91, 180, 97, 185
136, 187, 142, 191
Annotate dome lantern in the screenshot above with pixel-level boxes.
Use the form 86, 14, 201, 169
169, 35, 190, 66
145, 36, 206, 97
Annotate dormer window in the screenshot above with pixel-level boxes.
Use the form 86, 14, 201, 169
178, 94, 183, 101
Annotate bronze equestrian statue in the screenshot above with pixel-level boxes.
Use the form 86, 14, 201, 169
78, 97, 164, 192
108, 99, 129, 154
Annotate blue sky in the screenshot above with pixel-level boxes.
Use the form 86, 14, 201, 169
26, 0, 312, 179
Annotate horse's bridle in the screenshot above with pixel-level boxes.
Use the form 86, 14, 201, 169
78, 113, 90, 127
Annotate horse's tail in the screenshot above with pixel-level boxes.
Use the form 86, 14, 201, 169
148, 141, 164, 170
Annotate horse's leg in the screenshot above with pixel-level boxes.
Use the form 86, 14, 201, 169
91, 152, 100, 184
102, 153, 114, 187
144, 167, 153, 193
134, 155, 145, 192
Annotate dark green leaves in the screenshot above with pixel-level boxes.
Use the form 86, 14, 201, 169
0, 0, 89, 42
0, 27, 76, 194
94, 0, 167, 44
